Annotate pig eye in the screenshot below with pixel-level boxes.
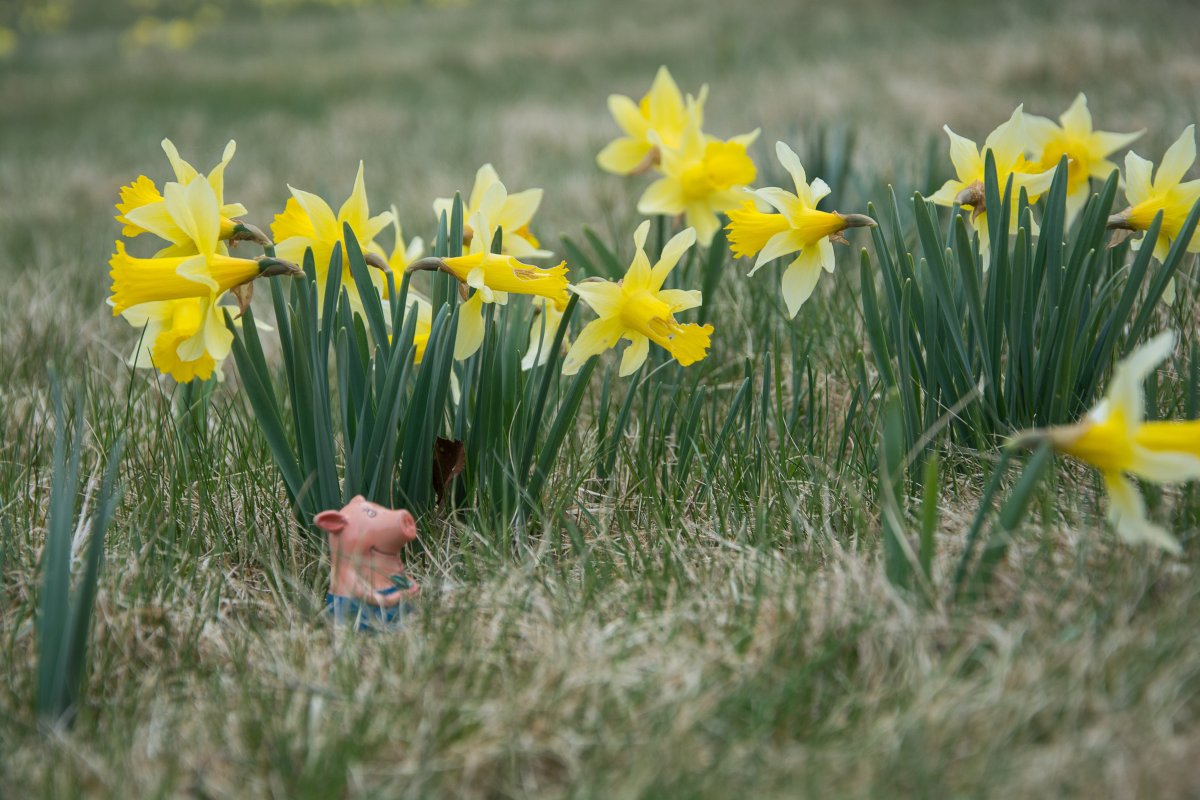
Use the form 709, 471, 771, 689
363, 507, 377, 518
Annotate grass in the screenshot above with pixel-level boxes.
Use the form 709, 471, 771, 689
3, 0, 1200, 796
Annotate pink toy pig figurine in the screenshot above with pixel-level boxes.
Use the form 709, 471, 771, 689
314, 495, 420, 607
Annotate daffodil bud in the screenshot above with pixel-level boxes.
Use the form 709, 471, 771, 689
228, 221, 274, 249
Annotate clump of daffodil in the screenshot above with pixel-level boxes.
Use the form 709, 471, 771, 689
109, 178, 299, 382
407, 212, 570, 360
115, 139, 270, 255
726, 141, 875, 317
522, 298, 570, 371
1012, 331, 1197, 554
1024, 94, 1143, 225
562, 221, 712, 376
272, 162, 394, 314
637, 118, 760, 247
1107, 125, 1200, 304
433, 164, 550, 259
596, 65, 708, 176
930, 105, 1055, 261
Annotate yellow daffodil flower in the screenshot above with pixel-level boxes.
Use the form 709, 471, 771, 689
596, 65, 708, 176
637, 119, 759, 247
1015, 331, 1197, 554
109, 178, 298, 382
1024, 94, 1143, 225
726, 141, 875, 317
407, 211, 570, 361
522, 298, 569, 371
433, 164, 551, 260
115, 139, 253, 254
929, 106, 1056, 261
562, 221, 712, 376
1107, 125, 1200, 260
272, 161, 394, 314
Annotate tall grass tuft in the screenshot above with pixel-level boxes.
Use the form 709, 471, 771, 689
36, 378, 124, 727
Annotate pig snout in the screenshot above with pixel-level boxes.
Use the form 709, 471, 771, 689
363, 508, 417, 553
394, 509, 417, 543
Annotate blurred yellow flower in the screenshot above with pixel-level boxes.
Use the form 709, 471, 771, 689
563, 221, 711, 376
115, 139, 249, 252
110, 178, 298, 382
1025, 94, 1143, 225
0, 26, 17, 58
522, 298, 569, 371
272, 161, 393, 314
727, 141, 874, 317
637, 121, 759, 247
1018, 331, 1196, 554
597, 66, 708, 176
929, 106, 1055, 261
433, 164, 550, 259
1108, 125, 1200, 262
123, 16, 198, 52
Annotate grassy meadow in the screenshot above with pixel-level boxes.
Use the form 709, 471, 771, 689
4, 0, 1200, 796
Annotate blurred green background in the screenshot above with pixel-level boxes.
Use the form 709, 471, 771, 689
4, 3, 1200, 796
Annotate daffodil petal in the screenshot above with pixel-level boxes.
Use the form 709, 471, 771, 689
161, 138, 198, 183
751, 229, 804, 274
1092, 129, 1144, 160
944, 125, 980, 179
598, 139, 654, 175
608, 94, 649, 138
570, 279, 624, 317
1104, 471, 1181, 554
562, 317, 623, 375
469, 163, 502, 213
619, 334, 650, 377
1128, 446, 1200, 483
454, 293, 486, 360
754, 187, 802, 225
501, 188, 542, 231
984, 105, 1026, 166
650, 226, 697, 288
288, 185, 339, 242
637, 178, 685, 216
658, 288, 702, 312
1124, 152, 1154, 205
780, 248, 823, 318
774, 141, 807, 196
123, 200, 189, 244
1156, 125, 1196, 188
1102, 330, 1174, 430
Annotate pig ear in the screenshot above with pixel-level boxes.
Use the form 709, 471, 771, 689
314, 510, 349, 533
350, 494, 366, 504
